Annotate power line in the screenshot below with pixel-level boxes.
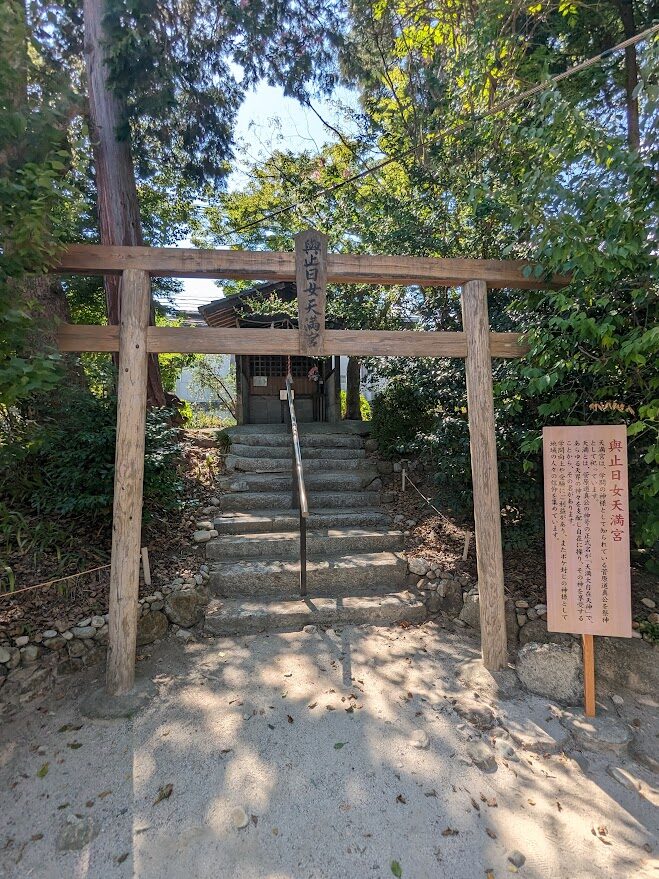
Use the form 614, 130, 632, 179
220, 25, 659, 241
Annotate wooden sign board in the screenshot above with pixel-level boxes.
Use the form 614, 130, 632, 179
295, 229, 327, 356
543, 425, 632, 637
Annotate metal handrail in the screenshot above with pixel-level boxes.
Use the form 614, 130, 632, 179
285, 374, 308, 595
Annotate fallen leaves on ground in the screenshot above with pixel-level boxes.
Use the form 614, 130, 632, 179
154, 783, 173, 805
391, 860, 403, 877
441, 827, 459, 837
36, 763, 49, 779
334, 742, 348, 750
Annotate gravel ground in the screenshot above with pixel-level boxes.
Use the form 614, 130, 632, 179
0, 621, 657, 879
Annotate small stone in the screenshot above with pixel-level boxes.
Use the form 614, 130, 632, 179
562, 714, 633, 752
515, 600, 529, 609
534, 604, 547, 615
67, 639, 87, 658
209, 497, 220, 506
507, 851, 526, 869
209, 530, 218, 538
193, 530, 211, 543
611, 694, 624, 706
72, 626, 96, 639
303, 625, 317, 634
62, 630, 73, 641
640, 598, 656, 609
42, 630, 58, 639
493, 738, 518, 762
20, 645, 39, 664
410, 729, 429, 749
195, 520, 213, 530
230, 807, 249, 829
527, 608, 537, 621
516, 614, 527, 627
150, 600, 164, 611
466, 741, 497, 772
408, 557, 429, 576
648, 612, 659, 625
78, 618, 92, 627
175, 629, 195, 643
14, 636, 29, 648
0, 646, 10, 664
57, 815, 99, 851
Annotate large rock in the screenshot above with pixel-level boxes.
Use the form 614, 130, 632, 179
434, 579, 464, 616
518, 618, 573, 648
516, 642, 583, 705
595, 636, 658, 697
518, 618, 550, 646
459, 593, 481, 628
137, 610, 168, 646
164, 590, 206, 628
459, 593, 518, 646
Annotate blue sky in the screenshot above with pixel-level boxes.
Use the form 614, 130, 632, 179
174, 83, 357, 312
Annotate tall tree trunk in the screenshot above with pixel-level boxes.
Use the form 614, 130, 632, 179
82, 0, 166, 406
613, 0, 640, 151
345, 356, 362, 420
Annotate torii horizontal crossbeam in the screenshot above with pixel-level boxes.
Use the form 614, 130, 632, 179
54, 244, 569, 290
56, 325, 529, 358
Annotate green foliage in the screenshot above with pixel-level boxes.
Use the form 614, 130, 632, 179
340, 390, 371, 421
0, 0, 71, 409
371, 375, 435, 456
0, 388, 183, 554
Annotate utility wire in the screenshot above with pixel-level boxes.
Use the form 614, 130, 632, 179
221, 25, 659, 241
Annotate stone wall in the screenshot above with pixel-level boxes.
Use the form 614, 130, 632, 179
0, 565, 211, 710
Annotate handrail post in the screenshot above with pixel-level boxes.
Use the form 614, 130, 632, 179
285, 374, 309, 597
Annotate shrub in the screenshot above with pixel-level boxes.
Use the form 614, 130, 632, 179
0, 387, 183, 548
340, 390, 371, 422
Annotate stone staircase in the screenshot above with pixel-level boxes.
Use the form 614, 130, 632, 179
204, 423, 424, 635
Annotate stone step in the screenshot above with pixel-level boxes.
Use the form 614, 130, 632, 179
218, 471, 379, 493
229, 443, 367, 461
218, 490, 388, 511
204, 591, 425, 636
206, 528, 405, 561
208, 551, 407, 597
228, 430, 365, 450
225, 454, 373, 473
213, 508, 391, 534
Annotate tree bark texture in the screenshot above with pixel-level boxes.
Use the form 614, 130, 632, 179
613, 0, 640, 152
82, 0, 166, 406
345, 356, 362, 420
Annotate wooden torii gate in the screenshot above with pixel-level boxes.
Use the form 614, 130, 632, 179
54, 231, 568, 698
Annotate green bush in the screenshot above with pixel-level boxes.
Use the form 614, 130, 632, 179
0, 388, 183, 545
370, 375, 434, 457
340, 390, 371, 422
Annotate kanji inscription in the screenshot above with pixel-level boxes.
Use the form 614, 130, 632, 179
543, 425, 631, 637
295, 229, 327, 356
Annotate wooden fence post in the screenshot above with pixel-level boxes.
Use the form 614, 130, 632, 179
106, 269, 150, 696
461, 280, 508, 670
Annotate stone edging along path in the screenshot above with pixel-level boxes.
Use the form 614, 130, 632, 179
2, 535, 656, 713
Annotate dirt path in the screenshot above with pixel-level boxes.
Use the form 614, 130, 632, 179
1, 622, 656, 879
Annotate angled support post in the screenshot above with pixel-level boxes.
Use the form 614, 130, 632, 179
106, 269, 150, 696
461, 279, 508, 670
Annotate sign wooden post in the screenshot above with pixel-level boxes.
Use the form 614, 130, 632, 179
543, 425, 632, 717
106, 269, 151, 696
461, 280, 508, 671
295, 229, 327, 356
